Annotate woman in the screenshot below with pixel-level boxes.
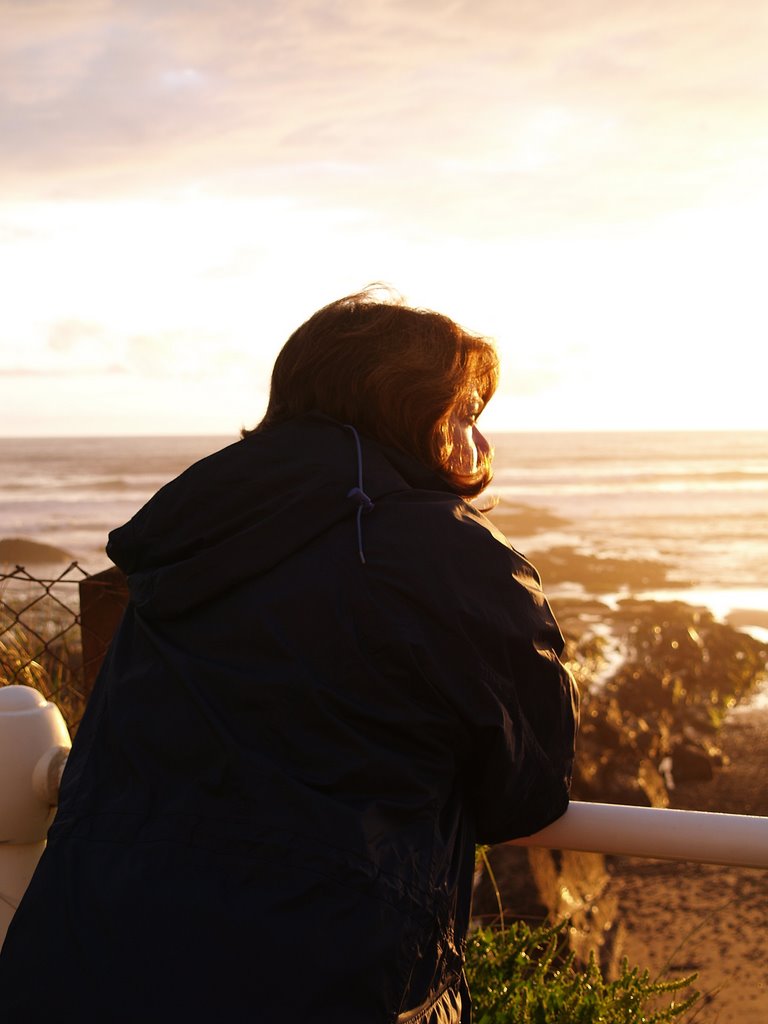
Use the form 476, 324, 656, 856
0, 288, 578, 1023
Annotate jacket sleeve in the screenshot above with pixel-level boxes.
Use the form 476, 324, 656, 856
386, 502, 579, 846
459, 581, 578, 846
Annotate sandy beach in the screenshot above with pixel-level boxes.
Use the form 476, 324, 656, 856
610, 699, 768, 1023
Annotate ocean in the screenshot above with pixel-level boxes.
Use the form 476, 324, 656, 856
2, 430, 767, 638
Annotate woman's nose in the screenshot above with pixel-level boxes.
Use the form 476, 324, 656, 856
474, 428, 491, 457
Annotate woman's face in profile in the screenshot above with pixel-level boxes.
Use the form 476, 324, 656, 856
447, 391, 490, 477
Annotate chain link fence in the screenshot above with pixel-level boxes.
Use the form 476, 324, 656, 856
0, 563, 128, 734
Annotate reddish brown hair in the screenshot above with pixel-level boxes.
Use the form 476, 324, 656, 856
243, 287, 499, 496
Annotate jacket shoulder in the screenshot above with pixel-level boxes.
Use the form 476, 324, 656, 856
370, 492, 552, 625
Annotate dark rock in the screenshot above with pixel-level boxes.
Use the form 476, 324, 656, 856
472, 844, 617, 969
671, 740, 715, 783
487, 504, 570, 537
0, 537, 74, 564
726, 608, 768, 631
473, 845, 545, 926
487, 594, 767, 978
526, 546, 687, 594
593, 769, 656, 807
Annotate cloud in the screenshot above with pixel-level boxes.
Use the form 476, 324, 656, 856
48, 319, 107, 352
125, 328, 254, 379
0, 364, 126, 377
0, 0, 766, 233
3, 321, 240, 381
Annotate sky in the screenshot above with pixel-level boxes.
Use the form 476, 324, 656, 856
1, 0, 767, 436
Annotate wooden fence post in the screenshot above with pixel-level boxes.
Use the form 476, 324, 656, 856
78, 567, 130, 695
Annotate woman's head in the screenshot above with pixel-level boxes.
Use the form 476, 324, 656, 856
245, 286, 498, 496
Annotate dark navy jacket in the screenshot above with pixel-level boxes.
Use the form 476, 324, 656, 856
0, 416, 578, 1023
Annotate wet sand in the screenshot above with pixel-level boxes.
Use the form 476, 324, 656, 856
610, 701, 768, 1022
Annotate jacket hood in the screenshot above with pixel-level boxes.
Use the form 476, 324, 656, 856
107, 415, 452, 618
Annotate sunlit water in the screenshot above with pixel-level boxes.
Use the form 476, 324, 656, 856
490, 430, 768, 624
2, 431, 767, 633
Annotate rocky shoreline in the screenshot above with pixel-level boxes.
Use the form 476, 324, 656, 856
559, 596, 768, 808
0, 537, 74, 565
611, 701, 768, 1023
473, 523, 768, 1011
475, 598, 768, 1011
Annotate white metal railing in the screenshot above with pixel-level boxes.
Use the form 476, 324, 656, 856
2, 683, 767, 951
509, 800, 768, 869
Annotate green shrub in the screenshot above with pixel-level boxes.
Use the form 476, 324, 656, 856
465, 920, 699, 1024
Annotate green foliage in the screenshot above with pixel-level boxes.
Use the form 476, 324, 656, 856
465, 920, 700, 1024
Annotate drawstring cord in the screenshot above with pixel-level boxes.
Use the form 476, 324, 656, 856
343, 424, 374, 564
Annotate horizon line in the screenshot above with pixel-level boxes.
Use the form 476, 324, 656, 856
2, 426, 767, 441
